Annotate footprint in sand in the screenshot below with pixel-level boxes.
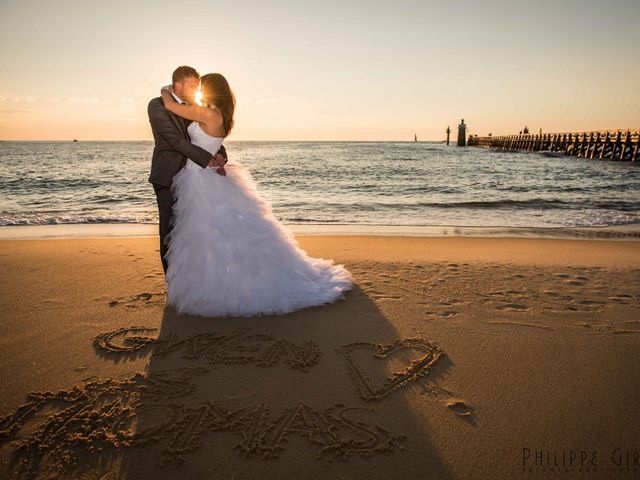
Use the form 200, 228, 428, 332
497, 303, 532, 312
609, 294, 633, 304
541, 289, 559, 296
578, 299, 605, 306
504, 289, 527, 295
446, 400, 472, 417
488, 291, 506, 297
371, 294, 402, 301
439, 298, 461, 306
107, 292, 165, 308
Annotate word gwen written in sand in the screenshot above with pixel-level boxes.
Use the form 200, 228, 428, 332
93, 326, 444, 400
93, 325, 322, 372
94, 326, 447, 401
0, 367, 405, 479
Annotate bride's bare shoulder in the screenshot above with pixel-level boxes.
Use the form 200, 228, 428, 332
202, 105, 225, 136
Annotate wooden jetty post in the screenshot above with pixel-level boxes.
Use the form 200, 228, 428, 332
468, 129, 639, 162
446, 126, 451, 145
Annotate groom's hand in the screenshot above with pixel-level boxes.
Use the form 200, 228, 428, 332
208, 153, 226, 168
216, 166, 227, 176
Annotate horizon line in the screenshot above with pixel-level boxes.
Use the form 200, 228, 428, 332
0, 139, 453, 143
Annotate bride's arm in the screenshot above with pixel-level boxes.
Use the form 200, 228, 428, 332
157, 87, 227, 165
160, 88, 211, 124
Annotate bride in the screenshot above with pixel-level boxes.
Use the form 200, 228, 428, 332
159, 73, 354, 317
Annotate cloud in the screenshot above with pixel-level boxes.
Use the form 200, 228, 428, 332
53, 97, 100, 104
0, 109, 32, 114
239, 97, 279, 104
239, 97, 309, 105
0, 94, 37, 103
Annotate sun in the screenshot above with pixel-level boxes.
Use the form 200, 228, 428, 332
195, 88, 203, 106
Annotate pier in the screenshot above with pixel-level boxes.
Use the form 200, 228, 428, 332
468, 129, 639, 162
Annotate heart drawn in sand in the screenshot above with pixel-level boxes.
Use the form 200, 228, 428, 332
337, 337, 445, 401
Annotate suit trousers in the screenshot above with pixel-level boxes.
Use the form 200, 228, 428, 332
152, 183, 175, 274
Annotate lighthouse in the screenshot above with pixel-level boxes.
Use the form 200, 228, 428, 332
457, 118, 467, 146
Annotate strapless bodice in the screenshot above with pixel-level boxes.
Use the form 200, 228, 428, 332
186, 122, 225, 168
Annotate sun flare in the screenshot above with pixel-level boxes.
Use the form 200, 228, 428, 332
195, 89, 203, 106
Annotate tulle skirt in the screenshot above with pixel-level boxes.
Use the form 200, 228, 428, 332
164, 162, 354, 317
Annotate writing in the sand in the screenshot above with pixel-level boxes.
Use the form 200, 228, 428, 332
93, 325, 321, 372
94, 325, 446, 403
0, 326, 450, 477
0, 367, 405, 479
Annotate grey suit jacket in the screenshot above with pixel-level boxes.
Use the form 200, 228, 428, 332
147, 96, 227, 187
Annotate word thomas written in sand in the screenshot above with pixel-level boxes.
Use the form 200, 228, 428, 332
0, 368, 405, 479
93, 325, 321, 372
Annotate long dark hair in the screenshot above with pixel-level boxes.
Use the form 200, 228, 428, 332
200, 73, 235, 136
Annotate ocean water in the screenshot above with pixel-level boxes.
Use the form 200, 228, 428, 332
1, 140, 639, 230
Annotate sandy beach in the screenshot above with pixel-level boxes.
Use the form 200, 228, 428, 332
1, 235, 639, 479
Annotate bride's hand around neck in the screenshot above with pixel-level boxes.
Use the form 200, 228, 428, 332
160, 90, 225, 137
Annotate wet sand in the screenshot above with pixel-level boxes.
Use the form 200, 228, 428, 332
1, 235, 639, 479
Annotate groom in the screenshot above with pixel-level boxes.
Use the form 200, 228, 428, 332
148, 65, 228, 274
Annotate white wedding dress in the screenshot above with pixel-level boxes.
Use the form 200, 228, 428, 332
164, 121, 354, 317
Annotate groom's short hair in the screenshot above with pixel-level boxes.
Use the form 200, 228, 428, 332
172, 66, 200, 85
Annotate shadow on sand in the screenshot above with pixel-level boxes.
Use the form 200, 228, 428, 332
117, 285, 453, 479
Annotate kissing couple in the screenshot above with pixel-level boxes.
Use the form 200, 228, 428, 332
147, 66, 353, 318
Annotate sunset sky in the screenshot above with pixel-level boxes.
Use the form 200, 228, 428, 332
1, 0, 638, 141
